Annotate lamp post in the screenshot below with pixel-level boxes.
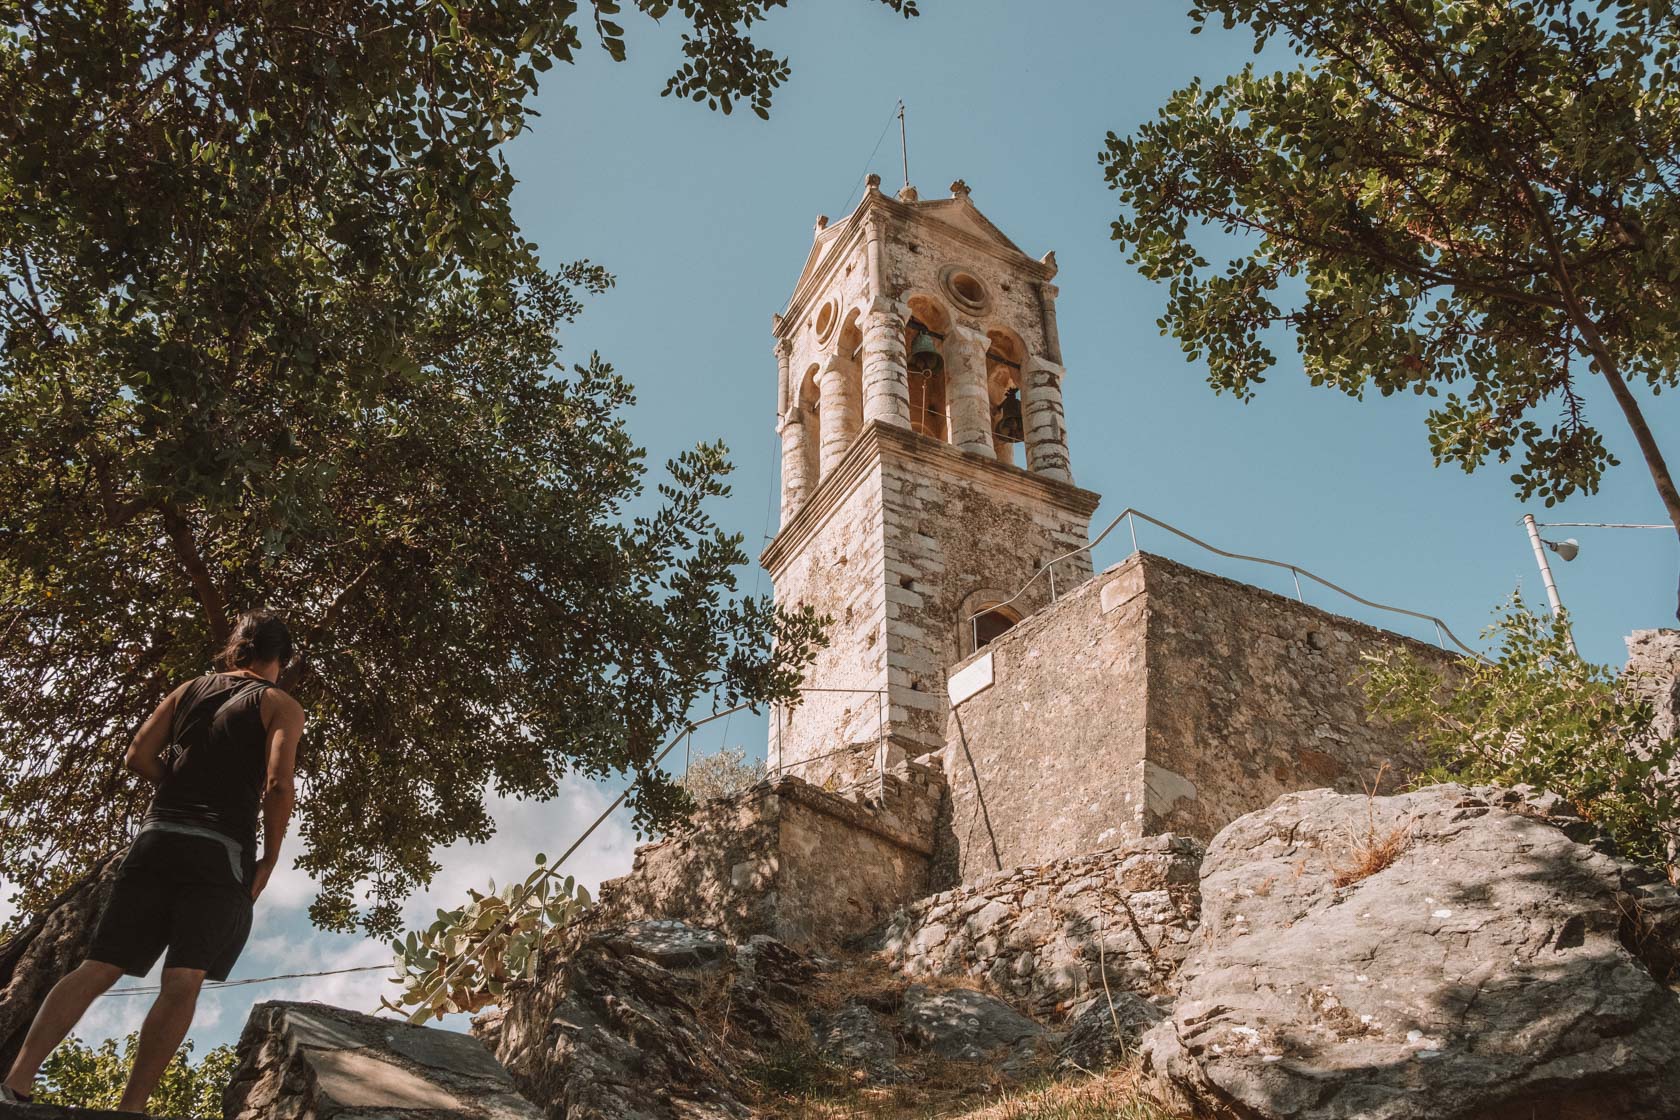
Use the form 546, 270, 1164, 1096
1523, 514, 1580, 656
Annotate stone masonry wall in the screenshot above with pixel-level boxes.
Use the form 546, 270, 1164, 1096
1142, 554, 1446, 838
872, 835, 1203, 1020
878, 424, 1098, 760
941, 561, 1149, 885
596, 766, 943, 946
1626, 629, 1680, 742
942, 552, 1451, 883
764, 452, 890, 787
765, 423, 1098, 788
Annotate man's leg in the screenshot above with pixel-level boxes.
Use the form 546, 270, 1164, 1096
3, 960, 125, 1097
116, 967, 205, 1115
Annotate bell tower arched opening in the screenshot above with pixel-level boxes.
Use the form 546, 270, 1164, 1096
904, 296, 951, 444
798, 363, 821, 485
986, 327, 1027, 466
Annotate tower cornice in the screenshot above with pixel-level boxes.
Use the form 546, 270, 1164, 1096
774, 190, 1058, 344
760, 420, 1101, 577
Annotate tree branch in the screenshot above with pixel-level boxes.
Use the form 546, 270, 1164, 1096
161, 504, 231, 648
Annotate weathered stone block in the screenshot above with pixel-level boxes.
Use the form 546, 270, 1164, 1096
223, 1001, 540, 1120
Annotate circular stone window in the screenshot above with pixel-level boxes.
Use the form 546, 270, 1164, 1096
941, 266, 990, 314
813, 299, 839, 345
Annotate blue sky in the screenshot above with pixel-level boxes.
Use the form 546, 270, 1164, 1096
63, 0, 1677, 1057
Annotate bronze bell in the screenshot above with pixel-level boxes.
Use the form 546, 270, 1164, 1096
908, 329, 943, 376
993, 387, 1024, 442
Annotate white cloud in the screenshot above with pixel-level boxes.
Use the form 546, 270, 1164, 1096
68, 775, 640, 1054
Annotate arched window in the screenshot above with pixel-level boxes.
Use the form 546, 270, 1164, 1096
986, 328, 1027, 466
798, 364, 821, 482
972, 606, 1020, 649
959, 589, 1023, 656
904, 296, 951, 444
836, 308, 865, 434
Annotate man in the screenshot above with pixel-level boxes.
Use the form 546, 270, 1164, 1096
2, 610, 305, 1114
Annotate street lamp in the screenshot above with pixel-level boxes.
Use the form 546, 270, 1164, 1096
1521, 515, 1673, 651
1522, 514, 1579, 655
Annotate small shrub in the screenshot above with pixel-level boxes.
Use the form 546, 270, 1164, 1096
1330, 766, 1412, 888
1364, 595, 1679, 875
680, 746, 767, 803
38, 1035, 236, 1118
383, 858, 591, 1022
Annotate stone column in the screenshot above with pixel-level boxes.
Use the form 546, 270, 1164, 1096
946, 325, 995, 458
779, 406, 811, 524
861, 303, 912, 429
1024, 355, 1071, 481
773, 334, 790, 420
818, 353, 861, 476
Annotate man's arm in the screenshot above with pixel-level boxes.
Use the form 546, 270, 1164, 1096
124, 682, 192, 782
249, 691, 304, 901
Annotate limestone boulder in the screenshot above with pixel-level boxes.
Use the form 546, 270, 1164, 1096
872, 835, 1204, 1017
1056, 991, 1165, 1074
1144, 784, 1680, 1120
488, 921, 762, 1120
899, 984, 1048, 1074
817, 1003, 901, 1082
224, 1001, 542, 1120
597, 919, 728, 970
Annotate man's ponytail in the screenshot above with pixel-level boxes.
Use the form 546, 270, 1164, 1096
218, 610, 293, 670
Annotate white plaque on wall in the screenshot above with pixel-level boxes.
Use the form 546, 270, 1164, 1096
947, 652, 994, 706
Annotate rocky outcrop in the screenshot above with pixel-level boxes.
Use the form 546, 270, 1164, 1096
485, 919, 1074, 1118
1144, 784, 1680, 1120
488, 921, 758, 1120
0, 1105, 171, 1120
816, 1003, 900, 1081
1056, 991, 1165, 1075
0, 855, 122, 1074
223, 1000, 541, 1120
872, 834, 1202, 1016
899, 984, 1046, 1066
1626, 629, 1680, 743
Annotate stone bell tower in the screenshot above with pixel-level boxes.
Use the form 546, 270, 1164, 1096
762, 176, 1101, 783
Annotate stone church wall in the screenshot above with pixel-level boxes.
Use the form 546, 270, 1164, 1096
877, 424, 1098, 761
765, 453, 891, 786
594, 766, 943, 945
941, 560, 1150, 885
765, 423, 1098, 789
942, 552, 1450, 882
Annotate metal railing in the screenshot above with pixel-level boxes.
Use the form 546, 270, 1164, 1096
968, 506, 1483, 661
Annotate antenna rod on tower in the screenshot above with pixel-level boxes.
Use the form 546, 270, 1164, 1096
898, 100, 909, 191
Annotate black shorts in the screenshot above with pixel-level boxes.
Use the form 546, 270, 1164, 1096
87, 830, 255, 982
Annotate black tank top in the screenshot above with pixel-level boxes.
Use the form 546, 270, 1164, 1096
142, 673, 274, 852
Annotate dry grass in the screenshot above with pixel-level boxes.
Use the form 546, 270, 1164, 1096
1330, 765, 1412, 888
762, 1057, 1186, 1120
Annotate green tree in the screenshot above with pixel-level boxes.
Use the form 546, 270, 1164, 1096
37, 1033, 238, 1118
1102, 0, 1680, 610
0, 0, 917, 934
1365, 595, 1679, 872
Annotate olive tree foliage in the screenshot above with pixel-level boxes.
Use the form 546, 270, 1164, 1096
1365, 595, 1679, 872
678, 745, 767, 802
384, 859, 592, 1023
1102, 0, 1680, 603
0, 0, 917, 935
